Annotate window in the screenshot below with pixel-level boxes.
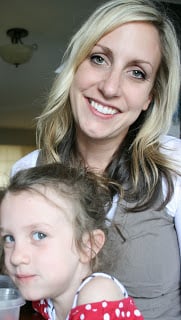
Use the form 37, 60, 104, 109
0, 145, 35, 187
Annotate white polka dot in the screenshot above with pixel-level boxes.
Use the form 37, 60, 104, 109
102, 301, 108, 308
126, 311, 131, 317
121, 311, 125, 317
80, 313, 85, 320
115, 308, 120, 317
130, 299, 134, 305
134, 309, 141, 317
85, 304, 91, 310
103, 313, 110, 320
71, 310, 79, 316
119, 302, 124, 308
92, 308, 98, 312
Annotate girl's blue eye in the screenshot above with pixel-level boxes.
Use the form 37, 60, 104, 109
3, 235, 14, 243
132, 69, 146, 79
33, 232, 47, 241
90, 54, 105, 65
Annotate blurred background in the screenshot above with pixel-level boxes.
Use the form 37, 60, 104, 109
0, 0, 180, 186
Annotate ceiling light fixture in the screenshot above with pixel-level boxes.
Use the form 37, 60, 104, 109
0, 28, 37, 67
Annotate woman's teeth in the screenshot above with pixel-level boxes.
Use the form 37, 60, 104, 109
90, 100, 117, 115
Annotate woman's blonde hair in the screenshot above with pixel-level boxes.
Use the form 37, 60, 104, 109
37, 0, 181, 209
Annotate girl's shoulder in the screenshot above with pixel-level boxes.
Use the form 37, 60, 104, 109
10, 149, 40, 177
74, 273, 128, 308
69, 298, 143, 320
70, 273, 143, 320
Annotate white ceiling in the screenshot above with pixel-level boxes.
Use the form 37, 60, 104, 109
0, 0, 181, 130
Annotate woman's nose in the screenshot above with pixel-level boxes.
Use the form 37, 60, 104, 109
10, 243, 30, 266
98, 69, 122, 98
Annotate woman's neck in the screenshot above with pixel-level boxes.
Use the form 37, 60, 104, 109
76, 135, 123, 173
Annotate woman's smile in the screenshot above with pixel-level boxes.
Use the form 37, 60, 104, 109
70, 22, 161, 143
88, 98, 119, 116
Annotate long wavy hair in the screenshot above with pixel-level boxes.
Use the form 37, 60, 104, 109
37, 0, 181, 210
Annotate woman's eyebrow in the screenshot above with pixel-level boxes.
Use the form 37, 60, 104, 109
130, 59, 153, 70
93, 43, 112, 56
94, 44, 153, 69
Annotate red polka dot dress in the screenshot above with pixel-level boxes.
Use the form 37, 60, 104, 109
32, 273, 144, 320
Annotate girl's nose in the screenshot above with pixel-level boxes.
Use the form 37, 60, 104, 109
10, 244, 30, 266
98, 69, 122, 98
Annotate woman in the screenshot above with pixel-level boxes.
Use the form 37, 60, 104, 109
11, 0, 181, 318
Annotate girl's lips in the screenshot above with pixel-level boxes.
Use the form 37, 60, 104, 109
15, 274, 36, 280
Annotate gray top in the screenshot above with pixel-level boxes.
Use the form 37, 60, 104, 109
105, 198, 181, 319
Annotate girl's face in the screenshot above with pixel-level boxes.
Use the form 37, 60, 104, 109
0, 189, 90, 302
70, 22, 161, 145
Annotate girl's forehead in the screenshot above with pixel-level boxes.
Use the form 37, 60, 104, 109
3, 188, 77, 217
0, 188, 78, 230
0, 195, 78, 242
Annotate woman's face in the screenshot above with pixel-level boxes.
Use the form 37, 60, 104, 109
70, 22, 161, 144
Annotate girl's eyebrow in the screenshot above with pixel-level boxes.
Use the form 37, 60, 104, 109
0, 226, 7, 233
0, 223, 51, 233
22, 223, 54, 230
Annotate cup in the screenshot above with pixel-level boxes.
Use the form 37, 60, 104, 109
0, 275, 25, 320
0, 274, 16, 289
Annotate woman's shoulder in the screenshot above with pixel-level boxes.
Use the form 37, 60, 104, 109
160, 135, 181, 161
160, 134, 181, 148
10, 149, 40, 177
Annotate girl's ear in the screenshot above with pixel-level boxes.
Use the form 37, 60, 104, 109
79, 229, 105, 263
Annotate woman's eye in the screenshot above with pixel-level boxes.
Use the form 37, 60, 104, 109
90, 54, 106, 65
32, 232, 47, 241
3, 235, 14, 243
132, 69, 146, 79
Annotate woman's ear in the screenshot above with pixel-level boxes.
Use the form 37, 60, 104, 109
142, 93, 154, 111
79, 229, 105, 263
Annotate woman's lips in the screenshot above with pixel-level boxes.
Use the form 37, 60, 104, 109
88, 98, 120, 116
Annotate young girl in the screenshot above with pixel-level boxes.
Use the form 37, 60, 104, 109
0, 163, 143, 320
